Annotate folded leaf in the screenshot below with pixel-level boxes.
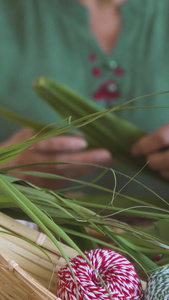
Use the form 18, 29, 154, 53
33, 77, 163, 181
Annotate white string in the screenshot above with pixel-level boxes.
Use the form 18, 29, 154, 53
36, 232, 47, 246
8, 260, 19, 272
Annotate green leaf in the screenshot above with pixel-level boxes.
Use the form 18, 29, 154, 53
0, 106, 46, 130
33, 77, 169, 182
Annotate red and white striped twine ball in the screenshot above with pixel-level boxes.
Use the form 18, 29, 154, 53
57, 249, 144, 300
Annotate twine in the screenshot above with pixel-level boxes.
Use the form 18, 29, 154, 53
8, 260, 19, 272
57, 249, 143, 300
144, 265, 169, 299
36, 232, 46, 246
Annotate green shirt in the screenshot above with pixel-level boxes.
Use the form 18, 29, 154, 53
1, 0, 169, 197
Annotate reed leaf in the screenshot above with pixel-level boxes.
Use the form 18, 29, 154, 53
0, 77, 167, 179
33, 77, 169, 181
1, 170, 169, 280
0, 81, 169, 278
0, 106, 46, 131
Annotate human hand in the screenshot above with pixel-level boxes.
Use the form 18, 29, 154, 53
131, 124, 169, 180
0, 128, 113, 189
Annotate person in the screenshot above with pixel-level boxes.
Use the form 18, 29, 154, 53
0, 0, 169, 199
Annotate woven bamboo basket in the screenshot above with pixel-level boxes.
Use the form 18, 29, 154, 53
0, 212, 78, 300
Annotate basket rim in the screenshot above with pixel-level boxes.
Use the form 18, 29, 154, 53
0, 212, 78, 257
0, 252, 60, 300
0, 212, 77, 300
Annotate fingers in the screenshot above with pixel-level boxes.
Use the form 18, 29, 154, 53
1, 127, 35, 148
131, 124, 169, 156
146, 150, 169, 181
53, 148, 113, 178
6, 146, 113, 189
34, 135, 88, 152
54, 148, 113, 165
131, 124, 169, 181
159, 170, 169, 181
27, 148, 113, 175
147, 150, 169, 171
5, 128, 88, 153
1, 127, 113, 188
47, 148, 112, 187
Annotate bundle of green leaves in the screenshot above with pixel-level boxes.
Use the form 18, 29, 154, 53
0, 77, 169, 281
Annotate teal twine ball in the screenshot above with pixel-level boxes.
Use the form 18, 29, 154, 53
144, 265, 169, 299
